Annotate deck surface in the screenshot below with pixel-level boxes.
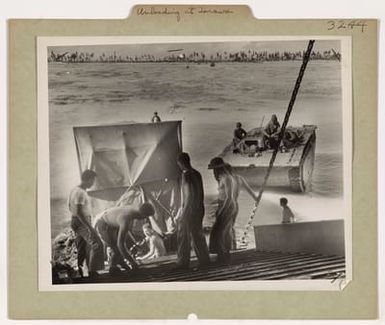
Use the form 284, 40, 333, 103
60, 249, 345, 284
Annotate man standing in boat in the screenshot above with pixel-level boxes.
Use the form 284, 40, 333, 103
174, 152, 210, 269
263, 114, 281, 149
233, 122, 247, 154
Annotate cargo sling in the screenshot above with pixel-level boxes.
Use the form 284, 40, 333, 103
239, 40, 316, 247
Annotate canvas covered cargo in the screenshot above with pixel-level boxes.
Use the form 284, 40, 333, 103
73, 121, 183, 239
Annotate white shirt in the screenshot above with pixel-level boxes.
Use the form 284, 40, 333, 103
68, 186, 92, 217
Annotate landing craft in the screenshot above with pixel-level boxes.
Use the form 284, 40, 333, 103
220, 125, 317, 192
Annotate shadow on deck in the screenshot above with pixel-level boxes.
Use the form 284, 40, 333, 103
57, 249, 345, 284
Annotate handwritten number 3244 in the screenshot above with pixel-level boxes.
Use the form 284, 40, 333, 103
327, 20, 367, 32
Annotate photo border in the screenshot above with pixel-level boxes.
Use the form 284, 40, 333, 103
8, 8, 377, 319
37, 35, 352, 292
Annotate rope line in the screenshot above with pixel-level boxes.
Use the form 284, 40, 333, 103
239, 40, 315, 246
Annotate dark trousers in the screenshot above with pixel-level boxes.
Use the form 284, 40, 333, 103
71, 216, 104, 272
75, 231, 89, 270
95, 219, 137, 269
177, 211, 210, 268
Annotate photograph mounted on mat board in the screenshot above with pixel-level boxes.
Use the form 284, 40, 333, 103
37, 35, 352, 291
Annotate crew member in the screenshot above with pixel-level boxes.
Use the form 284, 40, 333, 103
151, 111, 161, 123
233, 122, 247, 154
208, 157, 258, 264
68, 169, 104, 277
95, 203, 155, 274
175, 152, 210, 269
263, 114, 281, 149
280, 197, 295, 224
136, 224, 167, 261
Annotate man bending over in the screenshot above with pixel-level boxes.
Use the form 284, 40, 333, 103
95, 203, 155, 274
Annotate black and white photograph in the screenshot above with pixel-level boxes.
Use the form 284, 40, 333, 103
37, 36, 352, 290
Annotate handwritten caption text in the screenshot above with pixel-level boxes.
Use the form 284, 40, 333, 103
136, 7, 234, 22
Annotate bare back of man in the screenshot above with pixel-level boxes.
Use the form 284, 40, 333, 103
95, 204, 154, 273
102, 206, 139, 229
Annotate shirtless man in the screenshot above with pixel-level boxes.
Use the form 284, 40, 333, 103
95, 203, 155, 274
136, 223, 166, 261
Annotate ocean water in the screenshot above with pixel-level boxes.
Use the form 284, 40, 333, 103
48, 61, 345, 241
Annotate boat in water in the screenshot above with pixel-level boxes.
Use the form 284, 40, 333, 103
220, 125, 317, 192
